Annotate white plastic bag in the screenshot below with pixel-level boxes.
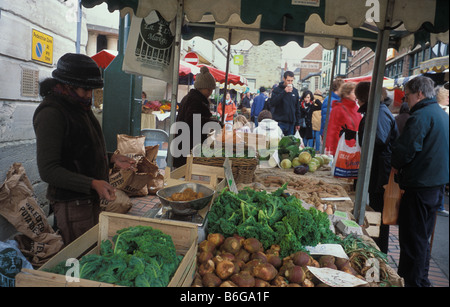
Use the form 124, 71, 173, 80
331, 133, 361, 179
0, 240, 33, 287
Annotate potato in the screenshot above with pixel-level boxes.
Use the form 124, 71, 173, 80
219, 280, 238, 287
207, 233, 225, 247
202, 272, 221, 287
242, 259, 263, 272
199, 240, 216, 254
191, 273, 203, 287
198, 251, 213, 264
335, 257, 350, 270
291, 251, 310, 267
230, 271, 256, 287
252, 263, 278, 281
287, 283, 301, 287
221, 252, 236, 262
271, 275, 288, 287
278, 259, 295, 277
319, 255, 335, 267
235, 248, 251, 263
250, 251, 267, 263
198, 259, 215, 276
285, 266, 305, 284
254, 278, 271, 287
302, 279, 315, 287
266, 253, 282, 269
221, 237, 241, 254
216, 260, 235, 280
243, 238, 263, 253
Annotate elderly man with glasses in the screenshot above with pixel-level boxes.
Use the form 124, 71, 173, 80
391, 76, 449, 287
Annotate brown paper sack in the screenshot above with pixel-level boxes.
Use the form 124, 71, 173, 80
117, 134, 146, 157
109, 156, 160, 197
0, 163, 64, 267
100, 190, 133, 214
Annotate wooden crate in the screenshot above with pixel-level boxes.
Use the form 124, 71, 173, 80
15, 212, 198, 287
164, 156, 226, 191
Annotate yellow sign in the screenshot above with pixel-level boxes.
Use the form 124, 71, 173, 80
233, 54, 244, 66
32, 29, 53, 64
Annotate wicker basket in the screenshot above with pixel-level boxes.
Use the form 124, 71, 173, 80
193, 156, 258, 184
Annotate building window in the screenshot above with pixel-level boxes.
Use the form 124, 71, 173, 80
97, 35, 107, 53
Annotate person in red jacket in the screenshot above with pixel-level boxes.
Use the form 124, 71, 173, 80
325, 82, 362, 156
218, 92, 237, 130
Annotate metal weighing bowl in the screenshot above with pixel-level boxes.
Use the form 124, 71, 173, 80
156, 183, 216, 215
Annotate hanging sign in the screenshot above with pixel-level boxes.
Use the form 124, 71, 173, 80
233, 55, 244, 66
184, 52, 199, 65
31, 29, 53, 64
123, 11, 174, 83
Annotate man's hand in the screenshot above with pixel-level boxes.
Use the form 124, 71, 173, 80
111, 153, 136, 171
285, 84, 293, 93
295, 125, 300, 131
91, 179, 116, 201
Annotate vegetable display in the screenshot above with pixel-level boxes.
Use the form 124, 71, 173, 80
46, 226, 182, 287
208, 184, 340, 258
192, 234, 368, 287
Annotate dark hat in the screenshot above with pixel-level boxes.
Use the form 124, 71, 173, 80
52, 53, 104, 89
259, 86, 266, 93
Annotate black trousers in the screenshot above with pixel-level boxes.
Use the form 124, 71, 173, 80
397, 186, 444, 287
369, 191, 389, 254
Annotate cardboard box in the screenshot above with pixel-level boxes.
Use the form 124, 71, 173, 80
15, 212, 198, 287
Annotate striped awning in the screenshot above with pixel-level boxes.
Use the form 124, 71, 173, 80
81, 0, 449, 51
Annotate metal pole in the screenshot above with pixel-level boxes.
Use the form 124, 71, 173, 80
221, 29, 233, 126
76, 0, 82, 53
354, 0, 395, 225
167, 0, 184, 169
321, 40, 339, 154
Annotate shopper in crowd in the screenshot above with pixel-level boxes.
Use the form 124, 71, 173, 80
320, 77, 345, 138
311, 89, 323, 151
253, 110, 284, 144
391, 76, 449, 287
324, 82, 361, 155
173, 66, 221, 168
436, 85, 449, 115
218, 92, 237, 130
355, 82, 399, 254
435, 85, 449, 217
299, 90, 314, 147
251, 87, 268, 127
270, 71, 301, 136
240, 92, 251, 109
233, 115, 251, 133
33, 53, 136, 246
395, 101, 410, 135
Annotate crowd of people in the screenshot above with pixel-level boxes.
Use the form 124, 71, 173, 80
35, 54, 449, 288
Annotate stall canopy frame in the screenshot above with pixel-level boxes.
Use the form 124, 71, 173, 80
80, 0, 449, 224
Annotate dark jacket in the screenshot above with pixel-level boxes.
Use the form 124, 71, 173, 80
173, 89, 219, 168
251, 93, 267, 120
391, 98, 449, 189
358, 102, 399, 193
394, 102, 410, 135
33, 92, 109, 202
269, 82, 301, 126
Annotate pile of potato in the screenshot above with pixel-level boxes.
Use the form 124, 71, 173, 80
191, 233, 366, 287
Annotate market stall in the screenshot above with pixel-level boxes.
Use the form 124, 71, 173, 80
10, 0, 447, 289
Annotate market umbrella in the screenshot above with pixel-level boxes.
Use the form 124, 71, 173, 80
197, 64, 247, 86
81, 0, 449, 224
91, 49, 118, 69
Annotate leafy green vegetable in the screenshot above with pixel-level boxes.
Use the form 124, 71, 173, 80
208, 185, 340, 257
45, 226, 182, 287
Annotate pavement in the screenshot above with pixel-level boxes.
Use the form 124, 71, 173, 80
128, 191, 449, 287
